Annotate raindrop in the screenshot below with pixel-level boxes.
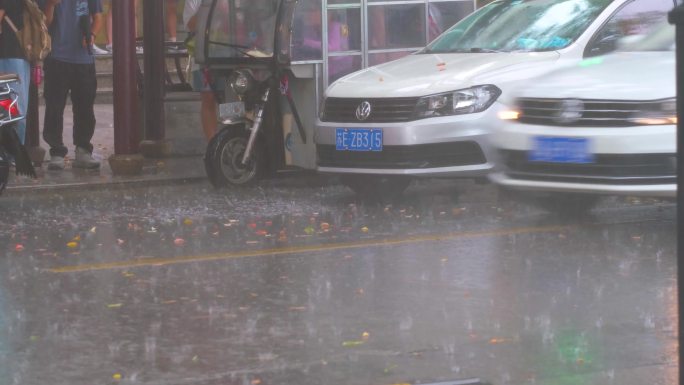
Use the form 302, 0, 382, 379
643, 314, 656, 330
145, 337, 157, 361
594, 285, 604, 300
258, 352, 277, 361
108, 341, 122, 358
399, 315, 413, 331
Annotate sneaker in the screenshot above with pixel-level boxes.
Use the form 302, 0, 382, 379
47, 155, 65, 170
91, 44, 110, 55
73, 147, 100, 169
105, 44, 113, 53
136, 46, 144, 55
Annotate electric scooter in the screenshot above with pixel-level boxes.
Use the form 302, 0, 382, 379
0, 74, 36, 195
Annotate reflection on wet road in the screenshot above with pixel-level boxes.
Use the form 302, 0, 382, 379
0, 179, 677, 385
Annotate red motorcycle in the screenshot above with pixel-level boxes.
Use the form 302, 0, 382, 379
0, 73, 36, 195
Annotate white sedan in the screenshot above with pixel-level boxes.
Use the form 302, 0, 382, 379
490, 23, 675, 210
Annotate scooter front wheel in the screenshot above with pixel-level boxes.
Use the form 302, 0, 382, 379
205, 128, 264, 187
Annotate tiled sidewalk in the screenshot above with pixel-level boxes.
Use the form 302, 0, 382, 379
7, 104, 207, 194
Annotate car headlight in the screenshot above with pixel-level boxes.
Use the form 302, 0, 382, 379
229, 70, 253, 95
415, 85, 501, 119
632, 98, 677, 125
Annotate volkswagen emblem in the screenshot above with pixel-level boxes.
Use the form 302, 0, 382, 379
355, 101, 372, 121
555, 99, 584, 124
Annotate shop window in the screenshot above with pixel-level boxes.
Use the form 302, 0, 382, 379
328, 8, 362, 52
292, 0, 323, 61
368, 4, 426, 50
328, 0, 360, 4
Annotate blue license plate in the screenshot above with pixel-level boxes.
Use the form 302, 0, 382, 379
529, 136, 594, 163
336, 128, 383, 152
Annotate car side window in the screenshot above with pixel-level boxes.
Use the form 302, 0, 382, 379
584, 0, 674, 57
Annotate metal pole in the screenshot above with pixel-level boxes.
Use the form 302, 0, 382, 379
142, 0, 166, 142
108, 0, 144, 175
112, 0, 140, 155
668, 5, 684, 385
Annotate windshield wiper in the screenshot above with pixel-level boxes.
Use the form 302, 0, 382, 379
469, 47, 503, 53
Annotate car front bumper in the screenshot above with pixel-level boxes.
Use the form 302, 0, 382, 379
314, 109, 498, 177
490, 121, 676, 197
490, 172, 676, 197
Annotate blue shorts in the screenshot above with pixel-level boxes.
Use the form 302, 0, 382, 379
191, 69, 225, 93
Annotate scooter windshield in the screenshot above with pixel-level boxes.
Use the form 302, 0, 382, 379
207, 0, 279, 59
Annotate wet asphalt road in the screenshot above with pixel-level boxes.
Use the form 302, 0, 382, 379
0, 178, 677, 385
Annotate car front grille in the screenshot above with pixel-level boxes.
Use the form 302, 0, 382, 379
517, 98, 667, 127
317, 142, 486, 169
500, 150, 676, 185
321, 97, 419, 123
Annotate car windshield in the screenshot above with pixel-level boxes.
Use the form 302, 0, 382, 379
619, 22, 675, 51
423, 0, 613, 53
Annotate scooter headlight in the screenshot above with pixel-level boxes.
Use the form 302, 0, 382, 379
229, 70, 253, 95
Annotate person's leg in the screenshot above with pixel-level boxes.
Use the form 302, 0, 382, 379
0, 59, 30, 144
200, 91, 218, 140
134, 0, 140, 38
69, 63, 98, 155
107, 11, 112, 47
104, 0, 112, 47
165, 0, 177, 41
42, 58, 70, 159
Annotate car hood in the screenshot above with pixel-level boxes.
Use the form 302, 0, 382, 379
516, 51, 675, 101
326, 51, 561, 98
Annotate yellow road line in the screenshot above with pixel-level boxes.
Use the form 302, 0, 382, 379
47, 224, 572, 274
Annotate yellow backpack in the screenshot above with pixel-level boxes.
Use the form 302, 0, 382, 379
4, 0, 52, 63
